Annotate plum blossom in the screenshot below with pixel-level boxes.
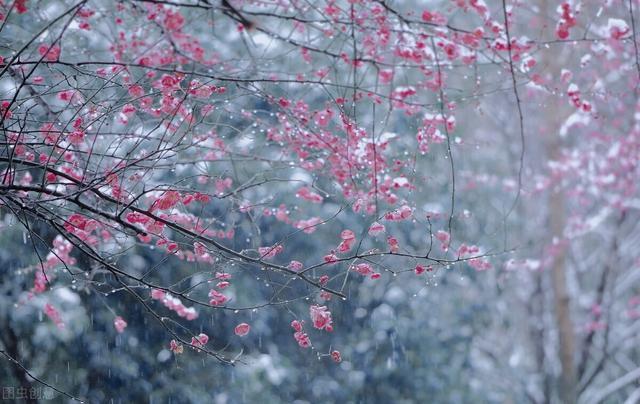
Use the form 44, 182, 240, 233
352, 263, 380, 279
457, 244, 480, 258
152, 190, 181, 211
368, 221, 385, 236
291, 320, 303, 332
209, 290, 228, 306
291, 320, 311, 348
296, 187, 324, 203
384, 205, 412, 221
310, 305, 333, 331
44, 303, 64, 329
555, 3, 577, 39
468, 258, 492, 271
169, 339, 183, 354
387, 236, 400, 253
294, 331, 311, 348
259, 244, 283, 259
164, 10, 185, 31
152, 290, 198, 320
323, 253, 338, 264
338, 229, 356, 252
608, 18, 629, 40
435, 230, 450, 251
151, 288, 166, 300
288, 260, 304, 271
234, 323, 251, 336
191, 333, 209, 348
114, 316, 127, 333
38, 44, 60, 62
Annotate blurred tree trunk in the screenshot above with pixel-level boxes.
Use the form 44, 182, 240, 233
540, 0, 577, 401
548, 165, 577, 404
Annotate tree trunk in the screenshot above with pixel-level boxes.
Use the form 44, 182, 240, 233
549, 184, 577, 403
540, 1, 577, 401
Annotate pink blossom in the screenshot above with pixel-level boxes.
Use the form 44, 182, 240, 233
399, 205, 412, 219
234, 323, 250, 336
126, 212, 150, 224
379, 69, 393, 84
294, 331, 311, 348
289, 320, 310, 347
608, 18, 629, 40
278, 97, 291, 108
215, 272, 232, 280
156, 291, 199, 320
468, 258, 492, 271
15, 0, 28, 13
183, 307, 198, 321
191, 333, 209, 347
323, 253, 338, 264
259, 244, 283, 259
309, 305, 333, 331
194, 242, 207, 256
555, 3, 577, 39
113, 316, 127, 333
340, 229, 355, 240
387, 236, 399, 253
152, 190, 181, 211
296, 187, 323, 203
33, 271, 47, 293
384, 206, 412, 221
122, 103, 136, 115
352, 262, 373, 276
337, 239, 354, 253
291, 320, 303, 332
164, 10, 185, 31
331, 350, 342, 363
169, 339, 183, 354
215, 178, 233, 194
457, 244, 480, 258
128, 85, 144, 97
368, 222, 385, 236
288, 260, 304, 271
295, 217, 322, 233
209, 290, 228, 306
67, 130, 84, 145
44, 303, 64, 329
421, 10, 446, 25
58, 90, 76, 102
435, 230, 450, 251
157, 74, 180, 91
352, 263, 379, 279
38, 44, 60, 62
